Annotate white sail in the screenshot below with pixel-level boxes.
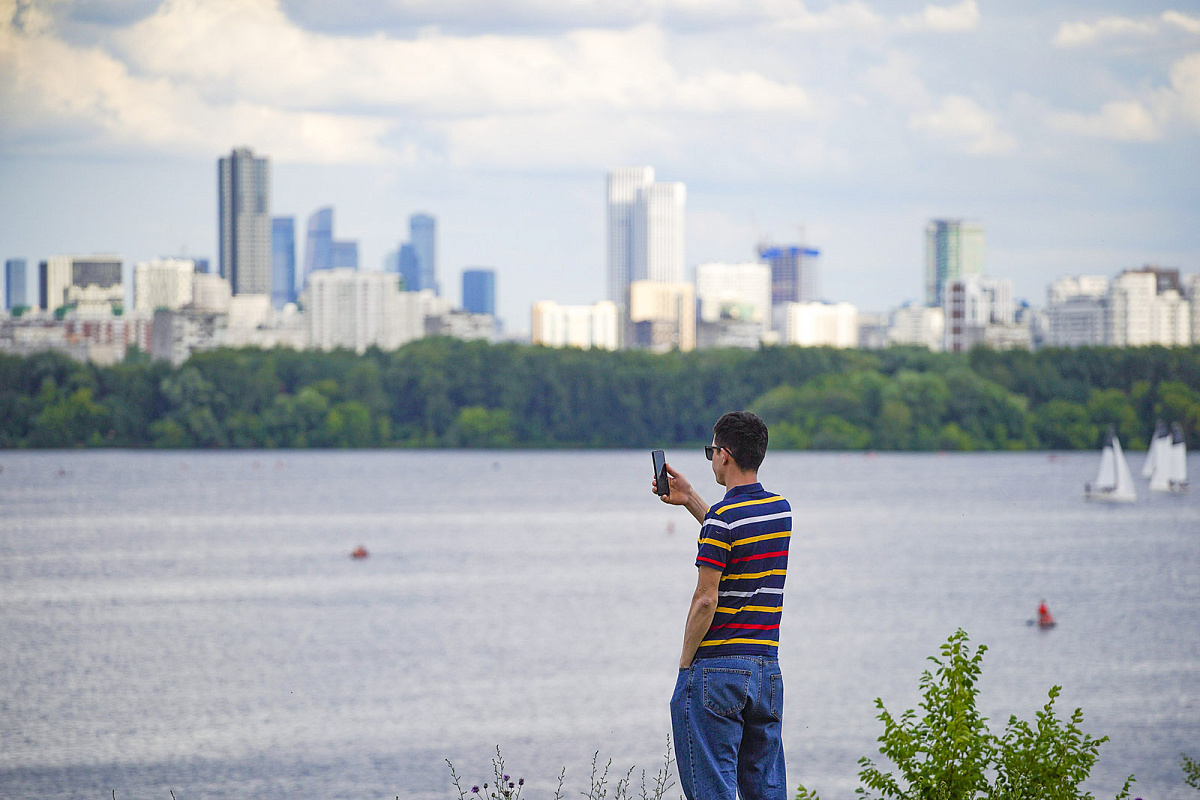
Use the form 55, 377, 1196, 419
1111, 436, 1137, 502
1086, 430, 1137, 503
1149, 432, 1173, 492
1142, 421, 1168, 478
1168, 422, 1188, 492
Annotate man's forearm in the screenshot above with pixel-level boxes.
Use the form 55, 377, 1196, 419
679, 593, 718, 668
682, 489, 709, 524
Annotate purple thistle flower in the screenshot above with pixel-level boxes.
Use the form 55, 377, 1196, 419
508, 782, 514, 789
518, 778, 524, 786
471, 787, 479, 794
503, 775, 510, 781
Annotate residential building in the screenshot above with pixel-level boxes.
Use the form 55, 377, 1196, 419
628, 280, 695, 352
462, 269, 496, 316
945, 276, 1014, 352
695, 261, 771, 349
306, 268, 425, 353
2, 310, 151, 364
5, 258, 27, 310
426, 310, 497, 341
39, 255, 123, 314
218, 147, 271, 295
606, 166, 654, 305
192, 272, 233, 313
925, 219, 984, 307
887, 303, 944, 351
757, 244, 820, 305
134, 258, 195, 312
1187, 275, 1200, 345
1046, 275, 1108, 347
856, 312, 890, 350
1104, 268, 1190, 347
775, 302, 858, 348
531, 300, 619, 350
632, 181, 686, 285
272, 216, 296, 308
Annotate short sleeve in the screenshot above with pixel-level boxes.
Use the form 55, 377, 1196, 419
695, 513, 732, 571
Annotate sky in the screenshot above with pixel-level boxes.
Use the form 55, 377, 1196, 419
1, 0, 1199, 334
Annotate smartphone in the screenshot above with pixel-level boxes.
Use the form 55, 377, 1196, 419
652, 449, 669, 496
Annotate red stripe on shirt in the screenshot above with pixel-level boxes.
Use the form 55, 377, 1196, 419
697, 556, 726, 569
710, 623, 781, 631
730, 550, 789, 564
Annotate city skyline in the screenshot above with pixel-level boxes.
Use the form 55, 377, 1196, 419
2, 1, 1198, 331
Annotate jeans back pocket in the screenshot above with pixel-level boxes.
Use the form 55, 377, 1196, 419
701, 668, 752, 717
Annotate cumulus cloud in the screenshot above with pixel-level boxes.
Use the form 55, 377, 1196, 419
1054, 9, 1200, 47
899, 0, 980, 33
909, 95, 1015, 154
1, 0, 814, 165
1048, 100, 1161, 141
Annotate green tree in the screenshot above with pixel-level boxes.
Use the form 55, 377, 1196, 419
448, 406, 516, 448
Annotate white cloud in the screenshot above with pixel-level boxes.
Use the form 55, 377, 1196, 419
1054, 10, 1200, 48
899, 0, 980, 33
1048, 100, 1161, 141
1163, 51, 1200, 127
909, 94, 1015, 154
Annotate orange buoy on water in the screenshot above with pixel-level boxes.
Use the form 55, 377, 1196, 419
350, 546, 369, 559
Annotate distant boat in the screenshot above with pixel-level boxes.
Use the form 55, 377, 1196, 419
350, 546, 369, 559
1085, 428, 1137, 503
1142, 420, 1169, 479
1149, 423, 1189, 494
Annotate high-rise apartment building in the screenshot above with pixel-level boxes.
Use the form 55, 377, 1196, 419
1107, 267, 1191, 346
925, 219, 984, 307
462, 269, 496, 316
628, 280, 695, 352
134, 258, 195, 312
308, 268, 425, 353
775, 302, 859, 348
606, 166, 655, 305
218, 147, 271, 296
944, 275, 1014, 352
632, 181, 686, 285
758, 244, 821, 305
694, 261, 772, 349
887, 303, 944, 351
531, 300, 619, 351
5, 258, 27, 310
1045, 275, 1108, 347
272, 217, 295, 308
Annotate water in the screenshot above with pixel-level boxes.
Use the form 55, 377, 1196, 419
1, 450, 1197, 799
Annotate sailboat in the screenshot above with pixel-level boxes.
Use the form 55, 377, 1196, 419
1149, 422, 1189, 493
1084, 428, 1137, 503
1142, 420, 1168, 479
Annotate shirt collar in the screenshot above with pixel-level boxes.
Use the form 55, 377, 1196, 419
723, 482, 763, 500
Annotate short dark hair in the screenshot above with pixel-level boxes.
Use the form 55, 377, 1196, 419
713, 411, 768, 472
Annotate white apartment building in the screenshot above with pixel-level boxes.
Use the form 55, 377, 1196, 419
945, 276, 1014, 352
695, 261, 771, 349
1045, 275, 1108, 347
135, 258, 195, 312
531, 300, 619, 350
1188, 275, 1200, 344
307, 268, 423, 353
887, 304, 944, 351
192, 272, 233, 313
775, 301, 858, 348
628, 280, 696, 352
1106, 268, 1191, 346
42, 254, 124, 314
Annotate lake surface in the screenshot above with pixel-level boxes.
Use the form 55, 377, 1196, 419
1, 449, 1198, 799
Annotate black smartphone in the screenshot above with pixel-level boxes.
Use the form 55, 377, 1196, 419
652, 449, 669, 496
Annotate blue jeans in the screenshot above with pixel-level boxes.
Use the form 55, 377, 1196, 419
670, 656, 786, 800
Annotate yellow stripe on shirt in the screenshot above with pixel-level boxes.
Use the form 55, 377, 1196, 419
715, 605, 782, 615
698, 638, 779, 648
712, 495, 784, 514
721, 568, 787, 581
731, 531, 791, 547
697, 537, 732, 551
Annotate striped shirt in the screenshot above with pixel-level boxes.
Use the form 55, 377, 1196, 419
694, 482, 791, 659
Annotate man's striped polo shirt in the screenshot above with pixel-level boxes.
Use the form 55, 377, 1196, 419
694, 482, 791, 659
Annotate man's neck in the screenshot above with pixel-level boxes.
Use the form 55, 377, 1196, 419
722, 471, 759, 490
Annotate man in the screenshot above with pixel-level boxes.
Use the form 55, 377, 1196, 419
652, 411, 791, 800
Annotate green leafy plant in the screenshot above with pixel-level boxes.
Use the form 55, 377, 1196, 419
796, 629, 1134, 800
1184, 752, 1200, 791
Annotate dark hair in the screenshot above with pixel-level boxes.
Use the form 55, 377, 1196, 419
713, 411, 768, 472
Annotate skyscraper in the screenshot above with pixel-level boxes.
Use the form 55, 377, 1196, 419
332, 241, 358, 270
925, 219, 984, 307
271, 216, 295, 308
398, 244, 419, 291
758, 244, 821, 306
5, 258, 27, 310
462, 269, 496, 315
303, 207, 334, 288
410, 213, 437, 294
632, 181, 686, 285
606, 166, 654, 304
218, 147, 271, 296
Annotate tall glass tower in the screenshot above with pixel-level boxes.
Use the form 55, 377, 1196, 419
5, 258, 27, 310
462, 269, 496, 315
218, 147, 271, 296
271, 217, 295, 308
606, 166, 654, 304
303, 207, 334, 289
410, 213, 437, 294
925, 219, 984, 308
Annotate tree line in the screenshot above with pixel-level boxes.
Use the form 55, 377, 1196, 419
1, 341, 1198, 451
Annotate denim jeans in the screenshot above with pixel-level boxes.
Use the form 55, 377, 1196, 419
670, 656, 786, 800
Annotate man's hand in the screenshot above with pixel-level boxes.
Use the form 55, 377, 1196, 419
652, 463, 709, 523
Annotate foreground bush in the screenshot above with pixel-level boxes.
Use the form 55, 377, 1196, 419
796, 629, 1135, 800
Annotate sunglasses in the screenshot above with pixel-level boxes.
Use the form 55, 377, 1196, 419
704, 445, 728, 461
